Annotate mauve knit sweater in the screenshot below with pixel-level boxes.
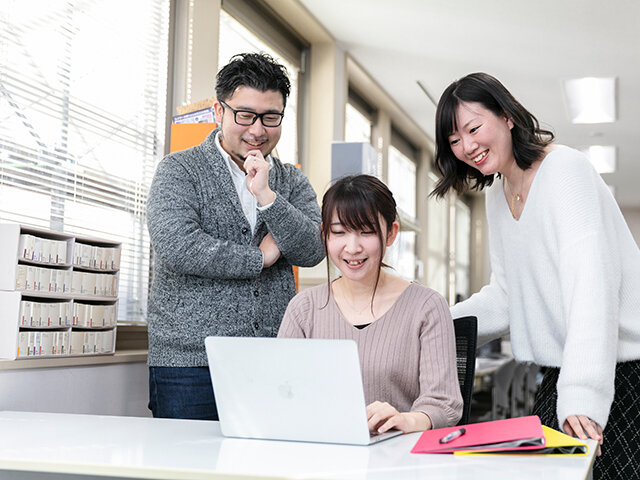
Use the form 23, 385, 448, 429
278, 282, 463, 429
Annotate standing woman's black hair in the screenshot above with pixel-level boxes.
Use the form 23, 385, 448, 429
320, 175, 398, 310
431, 72, 554, 198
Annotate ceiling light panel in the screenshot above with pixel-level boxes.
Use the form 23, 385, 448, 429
581, 145, 617, 173
563, 77, 616, 124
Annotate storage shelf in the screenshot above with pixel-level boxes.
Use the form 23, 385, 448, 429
0, 349, 147, 370
18, 259, 72, 269
15, 291, 117, 302
69, 325, 117, 331
71, 294, 118, 302
19, 291, 74, 300
0, 223, 121, 360
19, 325, 70, 331
71, 265, 119, 274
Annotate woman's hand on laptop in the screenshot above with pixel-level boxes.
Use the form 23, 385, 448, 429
366, 401, 433, 434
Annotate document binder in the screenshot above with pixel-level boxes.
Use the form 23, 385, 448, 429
411, 415, 545, 454
453, 425, 588, 456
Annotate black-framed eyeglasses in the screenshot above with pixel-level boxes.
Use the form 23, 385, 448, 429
219, 101, 284, 127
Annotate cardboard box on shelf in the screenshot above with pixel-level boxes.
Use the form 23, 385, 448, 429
175, 97, 216, 116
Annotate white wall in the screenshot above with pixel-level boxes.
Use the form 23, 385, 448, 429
0, 362, 150, 417
621, 207, 640, 246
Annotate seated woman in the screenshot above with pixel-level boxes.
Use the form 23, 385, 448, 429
278, 175, 462, 434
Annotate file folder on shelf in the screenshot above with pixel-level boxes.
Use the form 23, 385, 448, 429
411, 415, 545, 454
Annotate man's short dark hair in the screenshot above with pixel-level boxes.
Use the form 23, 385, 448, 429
215, 52, 291, 107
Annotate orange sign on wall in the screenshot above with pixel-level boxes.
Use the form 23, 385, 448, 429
169, 123, 217, 153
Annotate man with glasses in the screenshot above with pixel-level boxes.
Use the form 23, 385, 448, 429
146, 52, 324, 420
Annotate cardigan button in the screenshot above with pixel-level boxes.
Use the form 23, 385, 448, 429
253, 322, 259, 330
253, 290, 259, 297
241, 227, 249, 234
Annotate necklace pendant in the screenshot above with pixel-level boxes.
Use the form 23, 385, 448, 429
515, 193, 521, 202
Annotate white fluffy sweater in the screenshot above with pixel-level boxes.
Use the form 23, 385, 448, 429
451, 146, 640, 429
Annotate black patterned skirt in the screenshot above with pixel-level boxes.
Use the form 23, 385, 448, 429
531, 360, 640, 480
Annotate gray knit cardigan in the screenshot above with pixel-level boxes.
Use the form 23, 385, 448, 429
146, 129, 325, 366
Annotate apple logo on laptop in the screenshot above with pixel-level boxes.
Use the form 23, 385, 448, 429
278, 381, 294, 399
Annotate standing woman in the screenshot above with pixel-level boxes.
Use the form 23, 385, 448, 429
432, 72, 640, 479
279, 175, 462, 434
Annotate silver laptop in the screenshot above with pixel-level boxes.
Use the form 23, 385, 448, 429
204, 336, 403, 445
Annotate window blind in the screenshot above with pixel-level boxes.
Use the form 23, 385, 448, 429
0, 0, 170, 324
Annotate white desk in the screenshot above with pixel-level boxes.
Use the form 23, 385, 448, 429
0, 411, 596, 480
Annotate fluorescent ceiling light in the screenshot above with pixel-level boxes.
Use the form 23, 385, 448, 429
563, 77, 616, 124
581, 145, 617, 173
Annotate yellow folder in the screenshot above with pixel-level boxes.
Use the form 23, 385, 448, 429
454, 426, 588, 456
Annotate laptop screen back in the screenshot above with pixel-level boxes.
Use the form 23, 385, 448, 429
204, 336, 374, 445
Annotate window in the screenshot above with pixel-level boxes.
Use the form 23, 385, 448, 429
345, 89, 374, 144
426, 173, 449, 296
386, 230, 416, 281
386, 129, 418, 281
345, 104, 372, 144
387, 146, 417, 219
455, 199, 471, 299
387, 128, 417, 220
0, 0, 170, 323
219, 7, 305, 165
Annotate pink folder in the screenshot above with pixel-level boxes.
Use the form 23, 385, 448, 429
411, 415, 545, 454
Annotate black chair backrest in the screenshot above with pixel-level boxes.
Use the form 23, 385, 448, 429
453, 316, 478, 425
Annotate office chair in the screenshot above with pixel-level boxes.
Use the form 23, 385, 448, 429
508, 362, 542, 417
491, 358, 517, 420
523, 363, 540, 414
453, 316, 478, 425
510, 362, 530, 417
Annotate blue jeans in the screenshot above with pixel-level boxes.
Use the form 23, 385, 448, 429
148, 366, 219, 420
